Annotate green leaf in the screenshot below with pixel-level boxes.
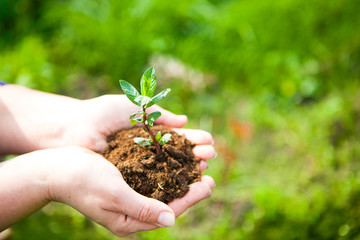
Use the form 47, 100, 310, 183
134, 138, 152, 146
141, 96, 152, 107
134, 95, 152, 107
140, 67, 157, 97
155, 131, 162, 141
130, 110, 145, 119
159, 133, 172, 145
146, 111, 161, 127
134, 95, 142, 104
119, 80, 140, 105
148, 111, 161, 122
149, 75, 157, 96
147, 88, 171, 108
130, 117, 143, 126
145, 120, 154, 127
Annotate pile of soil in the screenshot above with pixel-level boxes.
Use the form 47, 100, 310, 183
101, 125, 201, 203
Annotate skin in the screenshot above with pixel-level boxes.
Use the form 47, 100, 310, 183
0, 85, 216, 236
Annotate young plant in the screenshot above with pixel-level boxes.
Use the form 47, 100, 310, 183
119, 67, 172, 154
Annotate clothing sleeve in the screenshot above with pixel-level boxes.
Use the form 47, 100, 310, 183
0, 80, 8, 86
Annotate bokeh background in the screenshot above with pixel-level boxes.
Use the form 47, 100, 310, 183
1, 0, 360, 239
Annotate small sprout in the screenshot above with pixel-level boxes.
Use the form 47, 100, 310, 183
120, 67, 172, 154
155, 131, 162, 142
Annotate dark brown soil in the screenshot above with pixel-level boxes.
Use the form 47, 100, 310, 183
101, 126, 201, 203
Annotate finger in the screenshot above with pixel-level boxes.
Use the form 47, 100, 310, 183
172, 128, 213, 145
150, 106, 188, 128
168, 175, 215, 217
201, 175, 216, 188
199, 160, 209, 171
193, 145, 216, 160
103, 181, 176, 228
89, 137, 107, 152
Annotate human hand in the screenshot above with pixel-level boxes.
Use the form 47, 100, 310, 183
0, 85, 187, 154
0, 146, 214, 236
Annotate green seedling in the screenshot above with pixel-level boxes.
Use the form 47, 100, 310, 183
119, 67, 172, 154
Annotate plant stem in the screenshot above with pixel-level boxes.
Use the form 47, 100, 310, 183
142, 107, 162, 154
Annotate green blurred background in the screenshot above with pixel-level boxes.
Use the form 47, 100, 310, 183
1, 0, 360, 239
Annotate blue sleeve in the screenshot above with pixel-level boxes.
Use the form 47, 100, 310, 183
0, 80, 8, 86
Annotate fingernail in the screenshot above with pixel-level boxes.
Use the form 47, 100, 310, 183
157, 211, 175, 227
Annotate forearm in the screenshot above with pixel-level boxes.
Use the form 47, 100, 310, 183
0, 85, 80, 155
0, 153, 50, 230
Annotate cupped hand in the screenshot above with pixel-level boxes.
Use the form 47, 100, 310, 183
0, 86, 187, 155
48, 142, 215, 236
0, 145, 214, 236
0, 146, 175, 235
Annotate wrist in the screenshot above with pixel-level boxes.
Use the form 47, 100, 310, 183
0, 152, 51, 229
28, 148, 71, 203
0, 85, 80, 154
37, 147, 96, 204
14, 151, 53, 202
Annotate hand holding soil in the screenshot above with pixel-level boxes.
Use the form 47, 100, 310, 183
0, 138, 214, 237
0, 85, 187, 155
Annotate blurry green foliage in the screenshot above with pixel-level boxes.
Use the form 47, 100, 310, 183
1, 0, 360, 239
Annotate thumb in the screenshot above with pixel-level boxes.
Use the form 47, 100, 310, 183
114, 181, 176, 227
